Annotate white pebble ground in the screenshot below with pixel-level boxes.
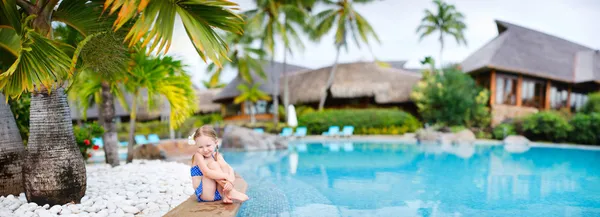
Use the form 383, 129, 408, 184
0, 160, 195, 217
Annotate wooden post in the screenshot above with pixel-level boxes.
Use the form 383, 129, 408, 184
490, 70, 496, 105
544, 80, 551, 110
566, 85, 572, 108
516, 75, 523, 107
221, 104, 226, 117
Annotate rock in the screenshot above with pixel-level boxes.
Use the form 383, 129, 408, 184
48, 205, 61, 214
504, 135, 530, 153
106, 201, 116, 213
93, 209, 109, 217
221, 125, 288, 151
133, 144, 165, 160
453, 129, 476, 146
60, 207, 72, 215
85, 206, 98, 213
7, 195, 15, 200
416, 128, 442, 144
115, 208, 125, 216
42, 204, 49, 209
120, 205, 140, 214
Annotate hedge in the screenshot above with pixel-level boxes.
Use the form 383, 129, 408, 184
298, 108, 421, 135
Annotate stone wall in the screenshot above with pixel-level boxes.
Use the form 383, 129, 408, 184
491, 104, 538, 126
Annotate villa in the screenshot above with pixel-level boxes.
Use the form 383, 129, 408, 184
461, 20, 600, 126
213, 61, 423, 121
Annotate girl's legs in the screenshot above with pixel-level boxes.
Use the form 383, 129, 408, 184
207, 161, 233, 203
199, 175, 217, 202
209, 161, 249, 202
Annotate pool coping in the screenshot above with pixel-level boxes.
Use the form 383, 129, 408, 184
163, 172, 248, 217
287, 135, 600, 151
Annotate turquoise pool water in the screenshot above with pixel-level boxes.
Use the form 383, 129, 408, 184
223, 142, 600, 217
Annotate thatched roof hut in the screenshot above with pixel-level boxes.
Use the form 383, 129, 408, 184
195, 88, 222, 114
285, 61, 422, 105
213, 61, 310, 103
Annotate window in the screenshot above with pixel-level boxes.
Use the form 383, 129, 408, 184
570, 91, 589, 112
495, 74, 518, 105
521, 78, 546, 108
550, 84, 569, 109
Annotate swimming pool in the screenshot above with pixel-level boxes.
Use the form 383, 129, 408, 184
222, 142, 600, 217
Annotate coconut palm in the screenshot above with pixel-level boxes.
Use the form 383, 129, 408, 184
0, 93, 25, 196
244, 0, 312, 124
234, 83, 272, 124
124, 50, 197, 163
416, 0, 467, 72
310, 0, 380, 111
203, 72, 227, 89
0, 0, 242, 205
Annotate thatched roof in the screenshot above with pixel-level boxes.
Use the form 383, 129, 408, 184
285, 61, 422, 105
196, 88, 222, 113
213, 61, 310, 103
461, 20, 600, 84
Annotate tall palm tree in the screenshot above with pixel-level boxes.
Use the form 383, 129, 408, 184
0, 93, 25, 196
310, 0, 380, 111
124, 50, 197, 163
202, 71, 227, 89
0, 0, 242, 205
416, 0, 467, 72
244, 0, 311, 125
234, 83, 272, 124
57, 24, 128, 167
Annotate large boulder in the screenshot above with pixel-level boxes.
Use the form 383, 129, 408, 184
221, 125, 288, 151
416, 128, 442, 144
503, 135, 530, 153
417, 128, 476, 146
133, 144, 166, 160
453, 129, 476, 146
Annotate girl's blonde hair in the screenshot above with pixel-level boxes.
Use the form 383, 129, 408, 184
191, 125, 219, 163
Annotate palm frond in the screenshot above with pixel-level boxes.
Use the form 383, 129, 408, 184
53, 0, 111, 36
0, 0, 21, 34
0, 26, 20, 57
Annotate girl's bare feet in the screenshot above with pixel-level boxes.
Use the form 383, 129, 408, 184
227, 189, 249, 202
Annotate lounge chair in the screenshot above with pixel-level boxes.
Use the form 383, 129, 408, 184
119, 141, 128, 147
135, 135, 149, 145
294, 127, 307, 137
341, 126, 354, 137
321, 126, 340, 137
280, 127, 293, 137
147, 134, 161, 144
253, 128, 264, 134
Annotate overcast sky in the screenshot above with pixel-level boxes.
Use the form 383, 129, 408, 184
165, 0, 600, 89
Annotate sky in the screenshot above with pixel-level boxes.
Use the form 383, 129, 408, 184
165, 0, 600, 89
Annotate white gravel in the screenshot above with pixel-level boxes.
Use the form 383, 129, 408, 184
0, 160, 195, 217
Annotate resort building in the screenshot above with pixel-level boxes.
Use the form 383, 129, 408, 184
213, 61, 423, 121
461, 20, 600, 126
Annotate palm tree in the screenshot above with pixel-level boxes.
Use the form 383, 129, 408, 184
203, 71, 227, 89
234, 83, 272, 124
57, 24, 128, 167
0, 93, 25, 196
416, 0, 467, 72
124, 50, 197, 163
244, 0, 312, 125
310, 0, 380, 111
0, 0, 242, 205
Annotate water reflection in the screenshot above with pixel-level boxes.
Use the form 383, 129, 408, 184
223, 143, 600, 217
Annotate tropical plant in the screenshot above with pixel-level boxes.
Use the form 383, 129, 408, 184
0, 0, 243, 205
234, 83, 272, 124
416, 0, 467, 72
582, 92, 600, 114
0, 93, 25, 196
124, 50, 197, 163
73, 122, 105, 161
202, 72, 227, 89
411, 67, 490, 128
309, 0, 380, 111
522, 111, 572, 142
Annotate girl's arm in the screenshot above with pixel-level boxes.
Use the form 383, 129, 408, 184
195, 153, 229, 180
217, 154, 236, 182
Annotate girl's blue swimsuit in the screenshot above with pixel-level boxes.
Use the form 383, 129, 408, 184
190, 154, 222, 202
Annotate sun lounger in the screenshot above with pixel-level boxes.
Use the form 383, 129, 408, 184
322, 126, 340, 136
135, 135, 149, 145
147, 134, 161, 144
253, 128, 264, 134
280, 127, 293, 137
294, 127, 307, 137
341, 126, 354, 137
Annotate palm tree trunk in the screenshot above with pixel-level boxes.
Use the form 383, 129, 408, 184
318, 45, 341, 111
439, 32, 444, 75
283, 49, 289, 122
0, 93, 25, 196
23, 88, 86, 206
271, 58, 279, 126
100, 82, 120, 167
126, 92, 138, 163
248, 101, 256, 124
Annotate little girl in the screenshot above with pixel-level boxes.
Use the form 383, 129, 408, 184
189, 125, 249, 203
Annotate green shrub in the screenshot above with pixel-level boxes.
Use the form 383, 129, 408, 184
492, 123, 517, 140
8, 94, 30, 145
568, 113, 600, 145
298, 108, 421, 135
582, 92, 600, 114
73, 122, 104, 160
411, 67, 490, 128
522, 111, 572, 142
